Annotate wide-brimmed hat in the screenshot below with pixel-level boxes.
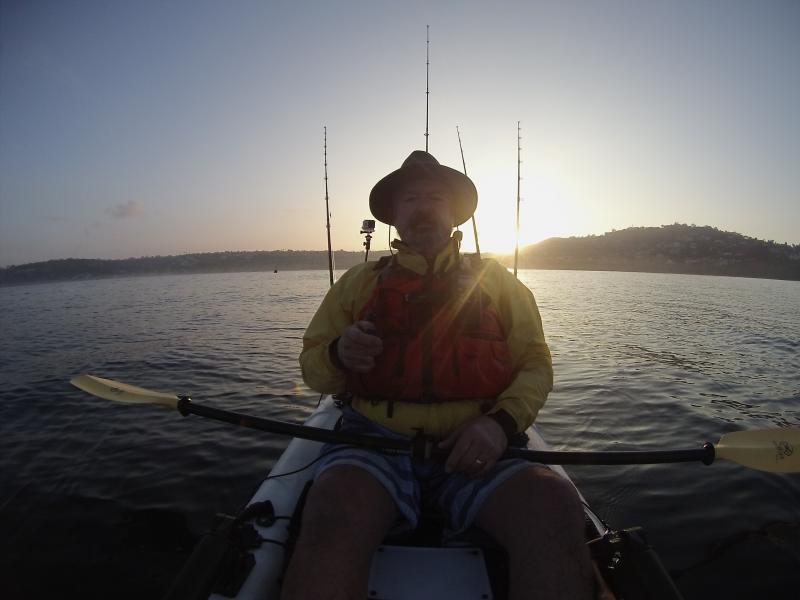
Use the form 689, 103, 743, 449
369, 150, 478, 226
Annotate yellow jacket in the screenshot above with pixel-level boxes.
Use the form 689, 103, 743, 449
299, 238, 553, 438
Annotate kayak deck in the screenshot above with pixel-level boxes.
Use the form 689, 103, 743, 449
162, 396, 680, 600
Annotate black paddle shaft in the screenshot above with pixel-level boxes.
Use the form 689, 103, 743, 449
177, 398, 410, 453
176, 398, 716, 466
504, 444, 715, 465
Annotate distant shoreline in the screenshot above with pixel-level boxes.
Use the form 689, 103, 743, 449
2, 264, 799, 291
2, 264, 799, 289
2, 224, 798, 286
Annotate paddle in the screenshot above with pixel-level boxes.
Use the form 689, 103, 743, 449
70, 374, 800, 473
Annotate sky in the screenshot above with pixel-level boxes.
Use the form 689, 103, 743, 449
1, 0, 799, 266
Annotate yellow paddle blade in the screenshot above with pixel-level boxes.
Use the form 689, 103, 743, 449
716, 428, 800, 473
70, 374, 180, 410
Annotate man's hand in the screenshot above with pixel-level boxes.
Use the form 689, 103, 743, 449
438, 415, 508, 476
336, 321, 383, 373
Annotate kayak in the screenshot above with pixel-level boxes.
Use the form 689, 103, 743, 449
67, 375, 797, 599
164, 395, 684, 600
66, 374, 798, 600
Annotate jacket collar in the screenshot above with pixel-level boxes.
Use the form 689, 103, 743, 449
390, 236, 460, 275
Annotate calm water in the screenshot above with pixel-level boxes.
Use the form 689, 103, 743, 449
1, 270, 798, 599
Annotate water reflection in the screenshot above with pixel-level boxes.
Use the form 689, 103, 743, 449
0, 270, 798, 598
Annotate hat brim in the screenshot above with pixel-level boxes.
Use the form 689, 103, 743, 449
369, 163, 478, 226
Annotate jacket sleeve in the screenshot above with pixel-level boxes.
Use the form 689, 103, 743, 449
299, 265, 369, 393
487, 266, 554, 433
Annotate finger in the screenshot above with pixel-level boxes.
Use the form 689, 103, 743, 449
474, 455, 497, 477
464, 452, 491, 477
445, 435, 476, 473
357, 357, 376, 372
469, 443, 503, 476
355, 320, 377, 334
438, 424, 464, 450
475, 439, 508, 476
348, 342, 383, 358
343, 356, 375, 373
339, 343, 379, 363
339, 339, 381, 364
340, 333, 382, 358
461, 451, 485, 475
344, 327, 383, 354
444, 424, 483, 471
467, 444, 493, 472
457, 435, 497, 475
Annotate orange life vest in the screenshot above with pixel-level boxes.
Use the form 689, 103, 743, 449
347, 256, 515, 404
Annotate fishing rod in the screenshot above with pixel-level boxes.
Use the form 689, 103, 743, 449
425, 25, 430, 152
513, 121, 522, 278
71, 374, 800, 473
323, 127, 334, 287
456, 126, 481, 260
423, 30, 481, 261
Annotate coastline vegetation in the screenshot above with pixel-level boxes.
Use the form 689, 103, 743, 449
507, 224, 800, 281
2, 224, 798, 286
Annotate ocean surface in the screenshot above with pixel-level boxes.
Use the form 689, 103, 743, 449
1, 269, 798, 599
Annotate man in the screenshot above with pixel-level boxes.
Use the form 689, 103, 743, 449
283, 151, 594, 599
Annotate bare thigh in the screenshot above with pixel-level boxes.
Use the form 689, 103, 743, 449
280, 465, 401, 600
475, 466, 593, 599
298, 464, 399, 551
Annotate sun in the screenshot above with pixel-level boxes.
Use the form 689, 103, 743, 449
460, 168, 577, 255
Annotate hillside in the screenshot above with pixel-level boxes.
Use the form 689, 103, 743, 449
1, 225, 798, 285
499, 224, 800, 280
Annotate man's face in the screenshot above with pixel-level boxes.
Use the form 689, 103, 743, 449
392, 178, 454, 257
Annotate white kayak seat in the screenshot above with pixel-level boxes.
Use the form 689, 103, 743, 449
368, 545, 494, 600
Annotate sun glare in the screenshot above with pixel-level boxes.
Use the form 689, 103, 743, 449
463, 169, 578, 255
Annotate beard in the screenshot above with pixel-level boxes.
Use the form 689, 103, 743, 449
397, 211, 452, 256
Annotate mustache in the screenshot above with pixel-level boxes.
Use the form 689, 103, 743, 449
408, 211, 438, 228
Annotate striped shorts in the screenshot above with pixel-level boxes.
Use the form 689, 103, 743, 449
314, 407, 535, 534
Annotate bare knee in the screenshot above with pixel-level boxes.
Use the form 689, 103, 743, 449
477, 467, 585, 550
477, 467, 594, 596
529, 468, 585, 521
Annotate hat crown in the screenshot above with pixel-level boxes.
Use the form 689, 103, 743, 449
401, 150, 441, 169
